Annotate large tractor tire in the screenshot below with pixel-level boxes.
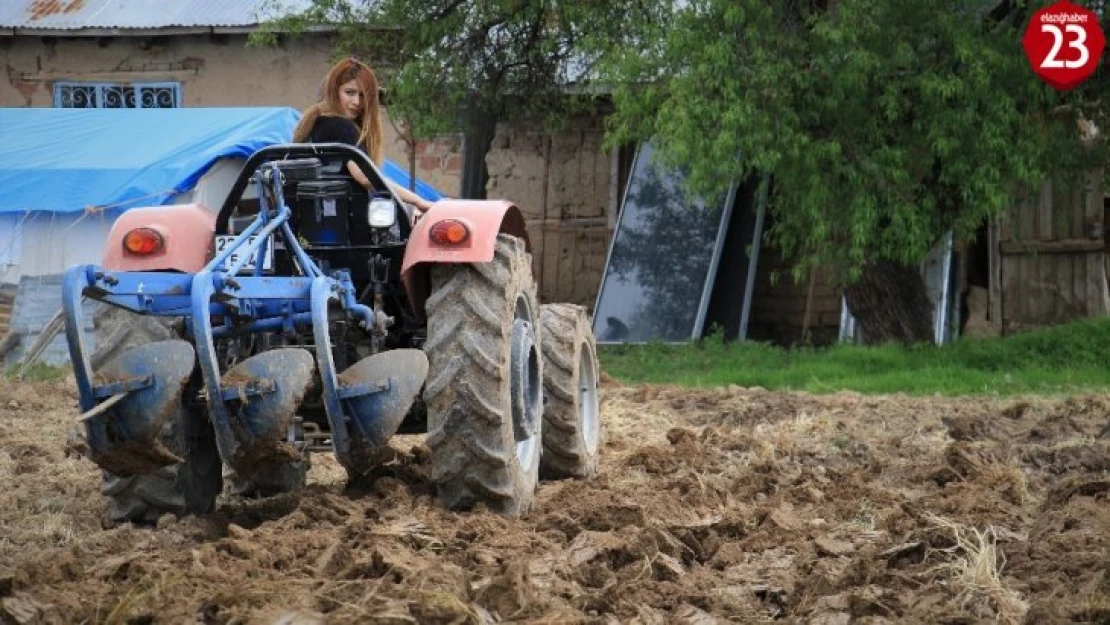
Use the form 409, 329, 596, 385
538, 303, 602, 479
423, 234, 543, 516
92, 305, 223, 525
91, 302, 180, 370
100, 401, 222, 525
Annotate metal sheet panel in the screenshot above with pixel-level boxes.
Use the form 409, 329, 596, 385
592, 142, 734, 344
1, 0, 312, 30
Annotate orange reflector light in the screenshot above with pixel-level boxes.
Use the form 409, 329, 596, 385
429, 219, 470, 246
122, 227, 164, 255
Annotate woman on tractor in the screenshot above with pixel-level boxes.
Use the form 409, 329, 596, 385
293, 57, 433, 213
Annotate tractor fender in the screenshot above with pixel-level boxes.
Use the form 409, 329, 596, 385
102, 204, 215, 273
400, 199, 532, 319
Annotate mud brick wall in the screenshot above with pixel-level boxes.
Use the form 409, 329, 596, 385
747, 247, 843, 346
382, 134, 464, 199
486, 116, 614, 308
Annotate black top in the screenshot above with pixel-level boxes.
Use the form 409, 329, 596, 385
308, 115, 362, 150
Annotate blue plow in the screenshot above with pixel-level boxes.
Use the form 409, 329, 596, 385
62, 161, 428, 481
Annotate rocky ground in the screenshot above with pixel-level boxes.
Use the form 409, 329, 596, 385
0, 374, 1107, 624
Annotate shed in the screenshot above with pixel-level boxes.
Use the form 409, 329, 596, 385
989, 169, 1110, 334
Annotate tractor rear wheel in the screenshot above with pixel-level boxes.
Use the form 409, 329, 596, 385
91, 302, 179, 370
423, 234, 543, 516
100, 400, 222, 524
92, 305, 223, 525
539, 303, 602, 479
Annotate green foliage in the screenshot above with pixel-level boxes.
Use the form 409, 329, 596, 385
599, 317, 1110, 396
251, 0, 657, 139
600, 0, 1109, 284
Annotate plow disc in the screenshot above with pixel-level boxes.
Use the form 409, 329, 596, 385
219, 348, 316, 476
84, 339, 196, 477
338, 348, 429, 448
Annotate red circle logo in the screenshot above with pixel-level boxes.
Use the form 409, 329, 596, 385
1022, 1, 1106, 91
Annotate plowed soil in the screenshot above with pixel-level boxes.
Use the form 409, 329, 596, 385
1, 374, 1107, 624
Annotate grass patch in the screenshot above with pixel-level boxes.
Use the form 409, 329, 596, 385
598, 317, 1110, 396
4, 362, 70, 382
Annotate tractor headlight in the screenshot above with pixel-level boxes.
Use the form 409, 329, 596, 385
368, 198, 396, 229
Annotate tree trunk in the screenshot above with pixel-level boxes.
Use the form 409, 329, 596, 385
459, 107, 498, 200
843, 260, 935, 345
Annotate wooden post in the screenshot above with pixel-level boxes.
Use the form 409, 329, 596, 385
1084, 168, 1109, 314
988, 216, 1002, 331
538, 134, 552, 299
607, 146, 620, 230
800, 266, 818, 345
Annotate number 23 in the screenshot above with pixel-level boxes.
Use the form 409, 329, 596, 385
1041, 23, 1090, 69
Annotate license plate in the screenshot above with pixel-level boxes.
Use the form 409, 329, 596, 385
213, 234, 274, 272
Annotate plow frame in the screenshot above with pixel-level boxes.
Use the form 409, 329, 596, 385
63, 158, 413, 479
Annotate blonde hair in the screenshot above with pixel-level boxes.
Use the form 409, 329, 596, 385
293, 57, 384, 164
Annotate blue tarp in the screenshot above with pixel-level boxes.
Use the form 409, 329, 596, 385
0, 107, 446, 214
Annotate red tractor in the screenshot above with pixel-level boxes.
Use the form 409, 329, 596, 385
63, 143, 601, 523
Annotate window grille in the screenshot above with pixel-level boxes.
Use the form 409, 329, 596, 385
53, 82, 182, 108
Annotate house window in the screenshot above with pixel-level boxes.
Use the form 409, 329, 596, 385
53, 82, 182, 108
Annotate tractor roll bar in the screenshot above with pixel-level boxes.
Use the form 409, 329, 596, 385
215, 143, 399, 234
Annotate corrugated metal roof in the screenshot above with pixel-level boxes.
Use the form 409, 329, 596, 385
0, 0, 312, 31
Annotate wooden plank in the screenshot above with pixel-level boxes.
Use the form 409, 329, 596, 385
1070, 169, 1102, 320
608, 147, 620, 230
1001, 253, 1021, 328
999, 196, 1015, 242
1075, 250, 1089, 316
0, 330, 19, 360
1028, 254, 1041, 325
1089, 250, 1110, 315
1084, 168, 1103, 223
1105, 204, 1110, 252
1021, 188, 1038, 241
1034, 245, 1051, 324
1060, 251, 1074, 322
988, 218, 1002, 326
1017, 254, 1029, 326
1092, 250, 1101, 317
1070, 178, 1085, 239
999, 239, 1105, 254
999, 206, 1013, 243
1039, 176, 1055, 241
